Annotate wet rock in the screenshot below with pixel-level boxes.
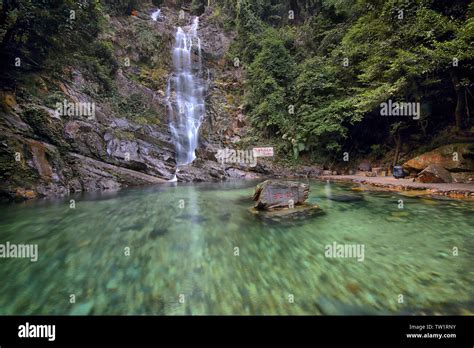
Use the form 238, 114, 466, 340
415, 164, 453, 183
346, 282, 362, 294
225, 167, 261, 179
28, 140, 53, 181
328, 194, 364, 202
69, 153, 166, 191
253, 180, 309, 210
149, 227, 169, 239
315, 297, 378, 315
14, 188, 37, 200
250, 180, 322, 223
106, 278, 120, 290
69, 301, 94, 315
249, 203, 323, 223
176, 159, 226, 182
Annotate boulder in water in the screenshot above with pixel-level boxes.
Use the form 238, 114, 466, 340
328, 194, 364, 202
249, 203, 323, 223
251, 180, 322, 223
253, 180, 309, 210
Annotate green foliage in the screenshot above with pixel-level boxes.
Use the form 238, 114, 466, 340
244, 28, 295, 139
115, 93, 159, 125
232, 0, 474, 164
101, 0, 139, 15
0, 0, 103, 82
81, 41, 118, 95
43, 90, 66, 109
190, 0, 206, 15
20, 107, 68, 148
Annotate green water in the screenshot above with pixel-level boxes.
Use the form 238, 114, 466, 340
0, 180, 473, 315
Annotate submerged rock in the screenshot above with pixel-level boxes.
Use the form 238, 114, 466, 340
69, 302, 94, 315
315, 297, 380, 315
250, 203, 322, 220
328, 194, 364, 202
149, 227, 169, 239
249, 203, 323, 223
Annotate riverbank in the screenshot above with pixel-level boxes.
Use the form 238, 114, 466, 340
318, 175, 474, 200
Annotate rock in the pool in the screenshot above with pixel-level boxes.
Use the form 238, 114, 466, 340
250, 180, 322, 223
328, 194, 364, 202
253, 180, 309, 210
249, 203, 323, 223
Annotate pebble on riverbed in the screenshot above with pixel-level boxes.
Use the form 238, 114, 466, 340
149, 227, 169, 239
69, 302, 94, 315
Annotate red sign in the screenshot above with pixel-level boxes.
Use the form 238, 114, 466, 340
253, 147, 274, 157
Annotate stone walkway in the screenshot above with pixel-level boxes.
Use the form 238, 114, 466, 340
319, 175, 474, 199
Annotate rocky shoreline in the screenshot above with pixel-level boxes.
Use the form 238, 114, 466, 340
318, 175, 474, 201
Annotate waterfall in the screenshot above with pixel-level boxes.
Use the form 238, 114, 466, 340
151, 9, 161, 21
167, 17, 205, 166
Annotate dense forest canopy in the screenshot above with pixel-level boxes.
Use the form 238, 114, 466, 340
227, 0, 474, 165
1, 0, 473, 168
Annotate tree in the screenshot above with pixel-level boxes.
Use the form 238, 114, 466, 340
0, 0, 103, 84
244, 28, 295, 139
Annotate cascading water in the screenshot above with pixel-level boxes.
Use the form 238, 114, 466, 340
151, 9, 161, 21
166, 17, 205, 167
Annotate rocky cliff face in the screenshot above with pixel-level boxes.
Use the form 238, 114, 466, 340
0, 4, 259, 201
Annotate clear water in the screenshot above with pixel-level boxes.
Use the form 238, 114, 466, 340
0, 180, 472, 315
